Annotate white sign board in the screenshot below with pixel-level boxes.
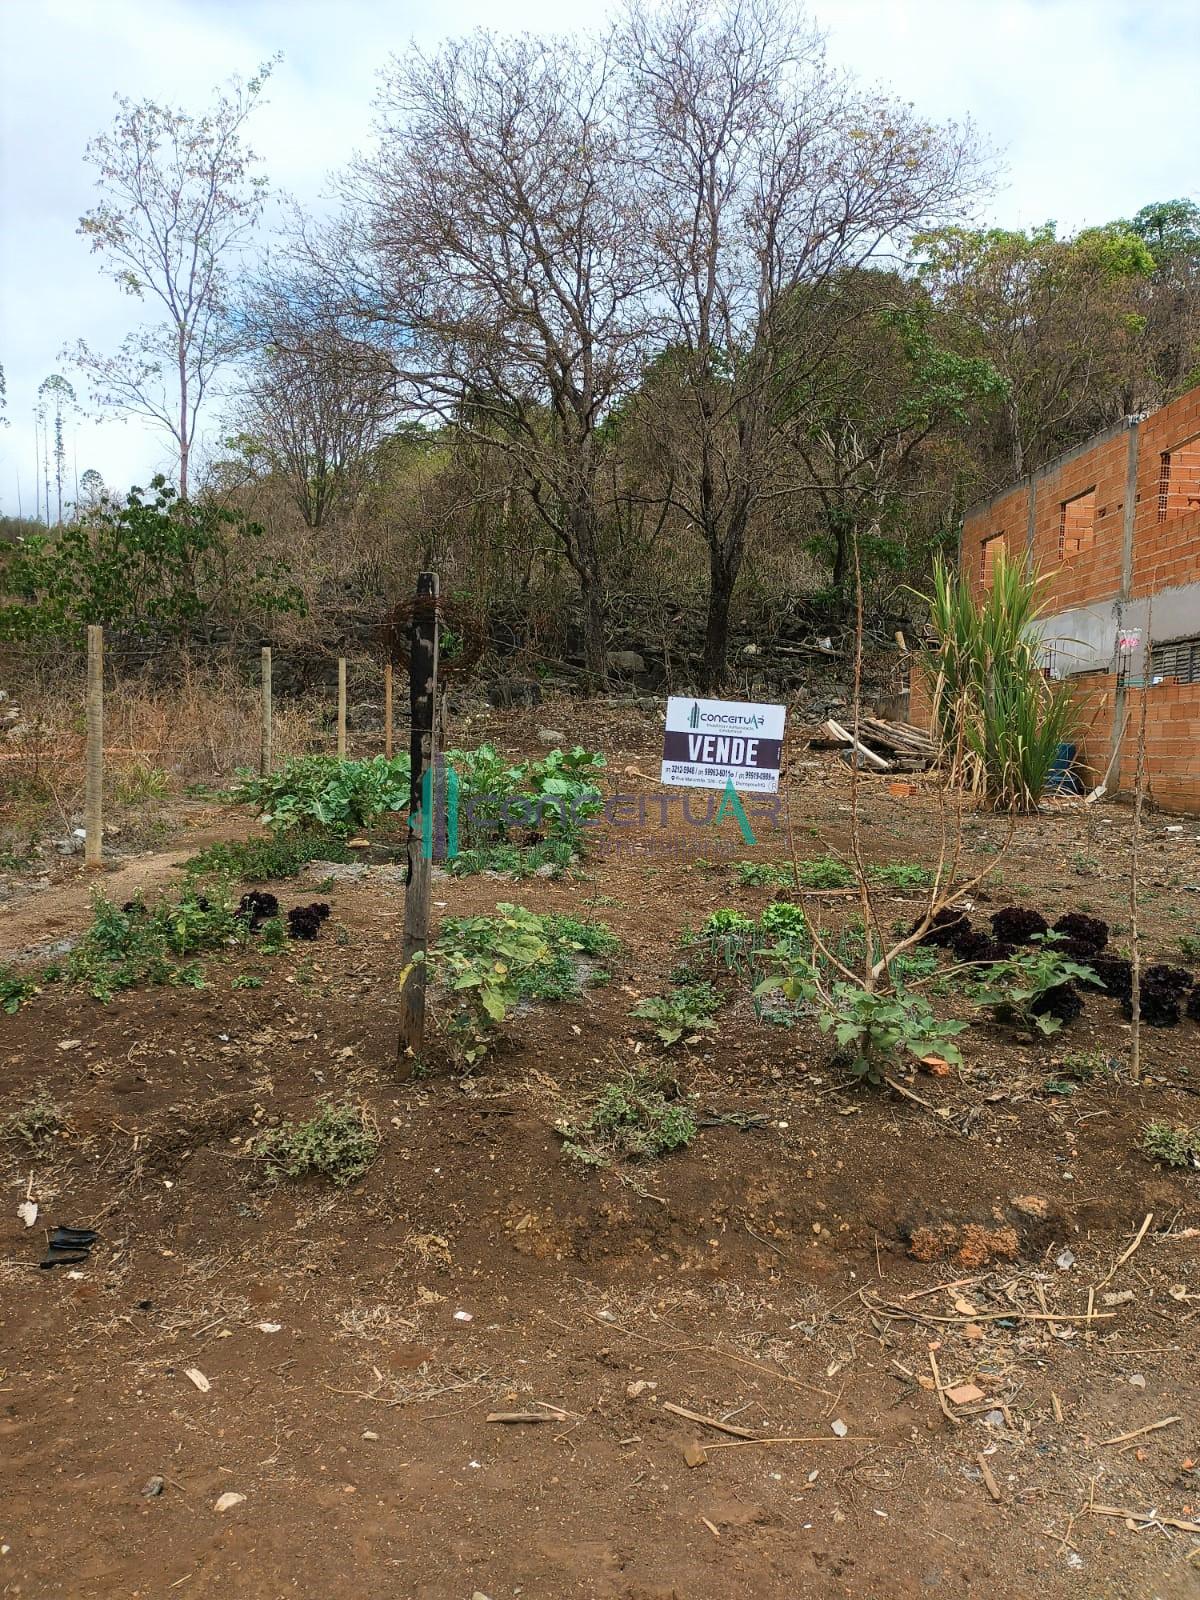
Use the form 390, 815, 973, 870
660, 696, 786, 793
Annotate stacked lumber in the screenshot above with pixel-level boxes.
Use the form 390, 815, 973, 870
820, 716, 936, 772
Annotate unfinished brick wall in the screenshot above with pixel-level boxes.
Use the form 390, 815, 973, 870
1138, 680, 1200, 812
944, 382, 1200, 813
1131, 388, 1200, 596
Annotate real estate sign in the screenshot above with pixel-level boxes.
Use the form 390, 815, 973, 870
660, 696, 786, 793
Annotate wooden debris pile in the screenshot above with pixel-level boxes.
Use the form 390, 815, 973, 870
818, 715, 937, 773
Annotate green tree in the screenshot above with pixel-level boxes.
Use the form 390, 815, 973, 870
0, 475, 302, 642
918, 222, 1155, 482
774, 270, 1007, 589
616, 0, 985, 686
1121, 200, 1200, 400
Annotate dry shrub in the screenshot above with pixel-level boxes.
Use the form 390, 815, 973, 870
0, 658, 350, 854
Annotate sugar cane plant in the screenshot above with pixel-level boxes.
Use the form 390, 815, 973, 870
922, 550, 1078, 812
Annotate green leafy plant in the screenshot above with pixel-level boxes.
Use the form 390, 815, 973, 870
0, 963, 37, 1013
816, 983, 966, 1086
1140, 1121, 1200, 1169
693, 907, 758, 969
255, 1101, 379, 1185
185, 830, 352, 881
426, 903, 617, 1064
1179, 934, 1200, 961
55, 886, 259, 1002
0, 476, 302, 642
559, 1071, 697, 1164
869, 861, 934, 890
631, 981, 720, 1046
888, 947, 940, 983
732, 860, 793, 889
969, 940, 1097, 1037
795, 856, 854, 889
759, 901, 809, 945
231, 973, 264, 990
229, 754, 413, 834
1, 1093, 63, 1152
922, 551, 1078, 811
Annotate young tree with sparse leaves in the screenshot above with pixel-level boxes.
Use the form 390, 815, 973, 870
69, 60, 276, 500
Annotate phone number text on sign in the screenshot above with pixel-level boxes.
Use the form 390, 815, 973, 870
660, 696, 787, 793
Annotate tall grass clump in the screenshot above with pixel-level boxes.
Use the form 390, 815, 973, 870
923, 551, 1077, 812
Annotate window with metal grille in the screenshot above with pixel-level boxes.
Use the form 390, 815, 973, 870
1157, 435, 1200, 523
980, 531, 1006, 585
1150, 636, 1200, 683
1059, 488, 1096, 558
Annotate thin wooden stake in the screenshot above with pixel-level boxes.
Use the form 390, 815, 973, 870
260, 645, 272, 777
1130, 605, 1151, 1082
1100, 1415, 1180, 1447
337, 657, 347, 758
398, 574, 439, 1059
84, 624, 104, 869
384, 661, 393, 760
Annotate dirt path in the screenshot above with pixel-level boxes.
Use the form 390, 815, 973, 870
0, 807, 255, 958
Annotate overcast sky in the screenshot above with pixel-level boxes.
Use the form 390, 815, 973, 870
1, 0, 1198, 516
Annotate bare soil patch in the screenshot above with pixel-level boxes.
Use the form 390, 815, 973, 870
2, 700, 1199, 1598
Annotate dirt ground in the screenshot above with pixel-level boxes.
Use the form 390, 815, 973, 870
3, 698, 1200, 1600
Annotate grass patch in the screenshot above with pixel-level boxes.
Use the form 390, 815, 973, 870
0, 963, 38, 1013
447, 837, 577, 880
2, 1093, 63, 1153
185, 830, 352, 881
1140, 1121, 1200, 1169
558, 1072, 697, 1164
256, 1102, 379, 1185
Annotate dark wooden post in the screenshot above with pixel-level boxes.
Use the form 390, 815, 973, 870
398, 573, 439, 1057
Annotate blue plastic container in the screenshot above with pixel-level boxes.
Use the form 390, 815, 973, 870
1044, 742, 1082, 796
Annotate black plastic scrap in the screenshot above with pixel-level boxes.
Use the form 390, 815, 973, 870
40, 1225, 99, 1270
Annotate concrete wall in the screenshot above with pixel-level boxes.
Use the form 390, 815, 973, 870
954, 383, 1200, 812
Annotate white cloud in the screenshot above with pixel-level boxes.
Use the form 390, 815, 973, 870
1, 0, 1197, 513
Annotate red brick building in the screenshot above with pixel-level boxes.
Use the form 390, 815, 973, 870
954, 383, 1200, 812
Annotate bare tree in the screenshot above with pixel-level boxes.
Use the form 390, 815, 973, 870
339, 31, 653, 680
616, 0, 983, 687
69, 60, 276, 500
234, 270, 398, 528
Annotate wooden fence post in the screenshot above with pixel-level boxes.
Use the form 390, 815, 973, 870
384, 661, 393, 760
85, 624, 104, 869
398, 573, 439, 1058
260, 645, 273, 777
337, 657, 347, 757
